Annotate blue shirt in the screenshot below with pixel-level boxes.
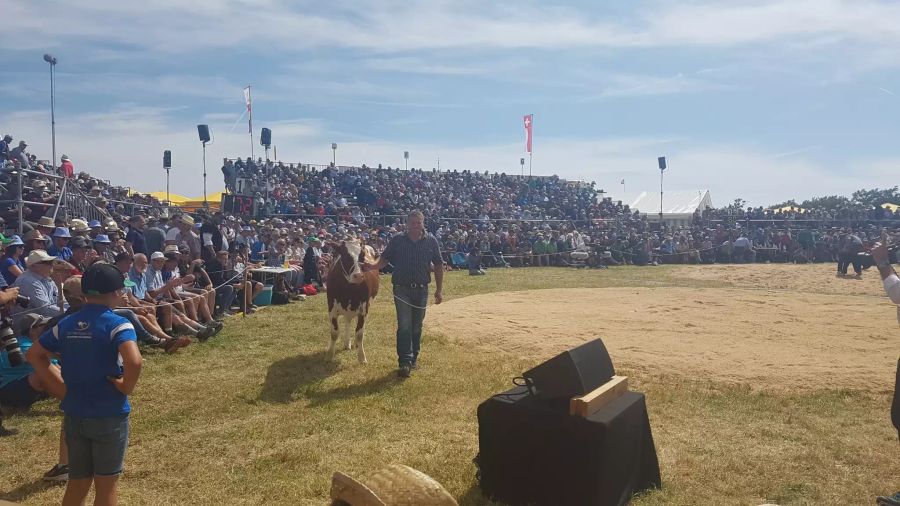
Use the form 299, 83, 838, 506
47, 245, 73, 261
11, 270, 62, 327
128, 267, 147, 299
1, 257, 24, 286
39, 304, 138, 417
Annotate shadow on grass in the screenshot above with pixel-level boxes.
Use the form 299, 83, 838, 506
0, 478, 60, 502
307, 371, 400, 407
259, 351, 340, 403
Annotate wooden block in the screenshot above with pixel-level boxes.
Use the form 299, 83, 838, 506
569, 376, 629, 418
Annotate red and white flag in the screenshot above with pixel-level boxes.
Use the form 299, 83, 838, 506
243, 85, 253, 134
523, 114, 533, 154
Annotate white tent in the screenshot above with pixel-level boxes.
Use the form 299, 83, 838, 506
629, 190, 713, 225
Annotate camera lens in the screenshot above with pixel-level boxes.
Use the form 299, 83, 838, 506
0, 319, 24, 367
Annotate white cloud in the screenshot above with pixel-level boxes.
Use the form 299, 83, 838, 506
592, 73, 732, 98
5, 1, 900, 55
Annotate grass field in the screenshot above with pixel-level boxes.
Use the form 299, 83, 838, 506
1, 266, 897, 505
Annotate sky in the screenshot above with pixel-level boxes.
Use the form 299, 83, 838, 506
2, 0, 899, 207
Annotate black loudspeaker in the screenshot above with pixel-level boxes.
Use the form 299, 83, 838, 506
163, 150, 171, 169
477, 387, 661, 506
522, 338, 615, 402
657, 156, 667, 170
197, 124, 210, 143
260, 127, 271, 147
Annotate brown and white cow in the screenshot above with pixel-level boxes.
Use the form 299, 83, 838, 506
326, 239, 379, 363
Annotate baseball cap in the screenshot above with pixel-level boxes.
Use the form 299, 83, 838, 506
70, 237, 91, 249
13, 314, 54, 337
81, 263, 127, 295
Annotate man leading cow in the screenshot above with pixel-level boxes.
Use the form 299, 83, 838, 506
362, 210, 443, 379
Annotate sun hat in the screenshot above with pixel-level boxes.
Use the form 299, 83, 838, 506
6, 235, 24, 247
52, 227, 72, 238
150, 251, 165, 260
179, 215, 195, 226
26, 249, 56, 267
93, 234, 111, 244
329, 464, 458, 506
36, 216, 56, 228
88, 220, 102, 228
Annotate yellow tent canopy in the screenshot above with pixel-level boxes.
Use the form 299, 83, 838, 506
773, 205, 806, 213
180, 192, 225, 211
145, 191, 190, 203
881, 202, 899, 212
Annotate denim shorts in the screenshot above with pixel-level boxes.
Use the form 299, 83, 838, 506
64, 414, 130, 479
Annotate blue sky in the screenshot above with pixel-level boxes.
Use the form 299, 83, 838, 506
2, 0, 899, 206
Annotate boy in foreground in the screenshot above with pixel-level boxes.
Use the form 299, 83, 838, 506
28, 263, 143, 506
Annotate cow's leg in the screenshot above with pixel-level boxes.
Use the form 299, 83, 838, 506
328, 310, 339, 360
343, 314, 353, 350
355, 310, 367, 364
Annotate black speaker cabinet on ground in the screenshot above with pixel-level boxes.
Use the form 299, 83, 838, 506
523, 338, 615, 402
477, 386, 661, 506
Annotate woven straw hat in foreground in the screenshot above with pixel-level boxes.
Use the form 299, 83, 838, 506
330, 464, 458, 506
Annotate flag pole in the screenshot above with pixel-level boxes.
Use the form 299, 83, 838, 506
528, 152, 532, 177
246, 85, 254, 160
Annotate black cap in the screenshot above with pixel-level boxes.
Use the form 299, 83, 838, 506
70, 237, 90, 249
81, 263, 126, 295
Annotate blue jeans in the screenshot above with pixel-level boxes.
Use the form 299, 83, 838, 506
113, 309, 155, 343
394, 285, 428, 367
215, 284, 235, 313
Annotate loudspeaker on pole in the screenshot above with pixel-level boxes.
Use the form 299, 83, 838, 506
197, 124, 211, 143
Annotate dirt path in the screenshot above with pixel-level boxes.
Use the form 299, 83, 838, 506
428, 265, 898, 391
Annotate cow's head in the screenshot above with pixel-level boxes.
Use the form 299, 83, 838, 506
332, 239, 366, 284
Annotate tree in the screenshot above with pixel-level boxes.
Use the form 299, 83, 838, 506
850, 187, 900, 208
800, 195, 851, 210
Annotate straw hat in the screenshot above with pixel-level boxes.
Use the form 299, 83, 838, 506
36, 216, 56, 228
329, 464, 458, 506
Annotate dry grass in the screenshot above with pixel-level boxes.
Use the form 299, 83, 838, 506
0, 266, 897, 505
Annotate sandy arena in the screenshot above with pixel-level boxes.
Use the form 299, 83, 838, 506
428, 264, 898, 391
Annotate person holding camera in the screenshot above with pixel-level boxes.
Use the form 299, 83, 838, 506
28, 263, 143, 506
0, 309, 71, 480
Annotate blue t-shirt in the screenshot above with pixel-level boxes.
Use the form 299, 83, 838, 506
0, 257, 24, 286
39, 304, 138, 417
47, 245, 73, 261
